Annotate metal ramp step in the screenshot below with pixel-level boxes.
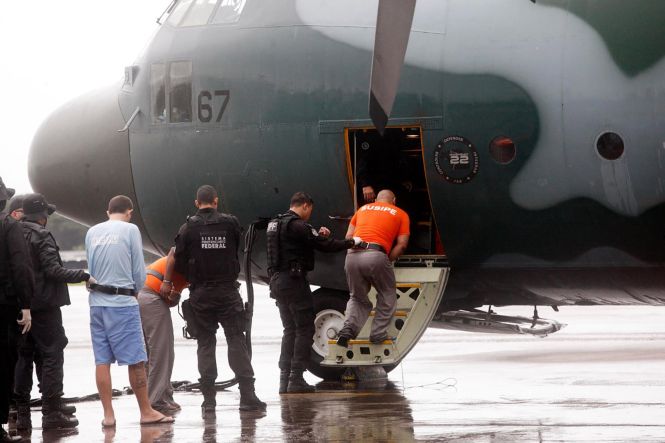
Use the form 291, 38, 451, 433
369, 310, 408, 317
328, 339, 394, 345
321, 255, 449, 368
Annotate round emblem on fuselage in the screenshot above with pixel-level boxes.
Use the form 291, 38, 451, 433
433, 136, 479, 184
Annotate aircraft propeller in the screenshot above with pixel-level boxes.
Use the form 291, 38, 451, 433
368, 0, 417, 136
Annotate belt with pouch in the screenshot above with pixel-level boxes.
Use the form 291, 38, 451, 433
354, 241, 386, 254
90, 283, 136, 297
190, 280, 239, 290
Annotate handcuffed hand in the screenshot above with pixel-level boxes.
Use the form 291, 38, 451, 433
160, 281, 173, 299
352, 237, 363, 246
17, 309, 32, 334
86, 276, 97, 292
167, 291, 181, 308
318, 227, 331, 238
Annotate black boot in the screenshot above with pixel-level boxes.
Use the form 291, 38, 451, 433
336, 326, 354, 348
15, 404, 31, 431
41, 399, 78, 430
239, 378, 266, 411
200, 384, 217, 414
60, 403, 76, 415
335, 335, 349, 348
0, 426, 22, 442
286, 370, 315, 393
278, 369, 290, 394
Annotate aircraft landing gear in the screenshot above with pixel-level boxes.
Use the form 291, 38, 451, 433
308, 288, 397, 380
308, 288, 349, 380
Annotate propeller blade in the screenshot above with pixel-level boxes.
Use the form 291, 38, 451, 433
369, 0, 417, 135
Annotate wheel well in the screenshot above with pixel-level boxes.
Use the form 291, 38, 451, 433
312, 287, 349, 313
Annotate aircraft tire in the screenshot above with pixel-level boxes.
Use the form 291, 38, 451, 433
308, 288, 349, 380
307, 288, 396, 381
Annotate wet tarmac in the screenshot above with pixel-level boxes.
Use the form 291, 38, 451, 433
6, 285, 665, 442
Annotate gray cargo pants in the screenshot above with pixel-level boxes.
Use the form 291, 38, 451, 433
138, 287, 175, 408
341, 249, 396, 341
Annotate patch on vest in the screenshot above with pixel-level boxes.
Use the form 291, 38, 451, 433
200, 231, 227, 249
267, 221, 279, 233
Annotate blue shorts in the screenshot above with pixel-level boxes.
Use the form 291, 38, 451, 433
90, 305, 147, 366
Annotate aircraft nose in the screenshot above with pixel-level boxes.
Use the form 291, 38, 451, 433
28, 83, 155, 249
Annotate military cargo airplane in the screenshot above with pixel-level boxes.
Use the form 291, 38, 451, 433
28, 0, 665, 377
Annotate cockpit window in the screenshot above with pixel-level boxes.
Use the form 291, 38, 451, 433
211, 0, 246, 24
180, 0, 218, 27
169, 61, 193, 123
166, 0, 246, 27
166, 0, 194, 26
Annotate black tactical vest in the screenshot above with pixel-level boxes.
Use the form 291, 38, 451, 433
185, 211, 240, 284
266, 212, 315, 274
0, 215, 13, 302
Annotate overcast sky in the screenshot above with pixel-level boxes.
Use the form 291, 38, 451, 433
0, 0, 166, 194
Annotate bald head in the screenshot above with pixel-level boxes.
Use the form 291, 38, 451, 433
376, 190, 396, 203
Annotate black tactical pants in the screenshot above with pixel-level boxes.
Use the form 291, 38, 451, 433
189, 283, 254, 388
13, 335, 43, 404
14, 308, 67, 403
270, 273, 314, 372
0, 305, 19, 424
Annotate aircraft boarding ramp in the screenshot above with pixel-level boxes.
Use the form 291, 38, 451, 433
322, 256, 448, 368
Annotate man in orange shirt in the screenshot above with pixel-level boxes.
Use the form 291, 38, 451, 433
336, 190, 410, 346
137, 248, 187, 414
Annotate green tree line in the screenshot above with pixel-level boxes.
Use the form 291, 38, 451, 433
48, 213, 88, 250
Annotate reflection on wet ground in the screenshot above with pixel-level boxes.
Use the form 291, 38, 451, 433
12, 383, 419, 443
7, 286, 665, 442
280, 381, 415, 442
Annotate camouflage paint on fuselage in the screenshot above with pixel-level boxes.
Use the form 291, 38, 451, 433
125, 1, 542, 289
541, 0, 665, 76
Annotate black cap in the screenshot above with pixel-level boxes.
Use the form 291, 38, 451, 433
7, 195, 25, 214
0, 176, 15, 202
22, 193, 56, 221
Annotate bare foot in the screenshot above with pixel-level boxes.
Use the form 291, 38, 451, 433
102, 416, 116, 427
140, 409, 174, 425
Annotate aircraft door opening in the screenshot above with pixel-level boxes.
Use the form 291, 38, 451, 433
345, 126, 443, 256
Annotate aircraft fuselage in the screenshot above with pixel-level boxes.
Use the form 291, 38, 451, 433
29, 0, 665, 308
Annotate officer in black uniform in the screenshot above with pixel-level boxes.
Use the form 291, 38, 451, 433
267, 192, 359, 393
0, 178, 33, 443
15, 194, 91, 430
174, 185, 265, 413
6, 196, 45, 431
